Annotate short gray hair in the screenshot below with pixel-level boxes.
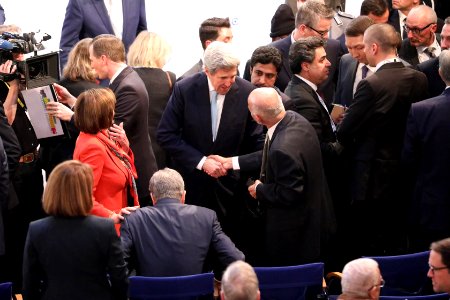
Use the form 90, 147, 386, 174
222, 261, 259, 300
341, 258, 380, 298
149, 168, 184, 201
203, 41, 240, 74
439, 50, 450, 83
295, 0, 334, 28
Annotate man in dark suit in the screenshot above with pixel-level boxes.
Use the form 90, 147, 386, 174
120, 168, 244, 277
416, 17, 450, 98
399, 5, 441, 67
335, 16, 376, 107
361, 0, 390, 24
270, 0, 343, 104
178, 17, 233, 81
55, 35, 157, 207
157, 41, 263, 261
59, 0, 147, 69
216, 87, 334, 266
402, 50, 450, 251
337, 23, 428, 256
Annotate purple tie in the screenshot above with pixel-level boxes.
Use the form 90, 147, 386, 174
362, 65, 369, 79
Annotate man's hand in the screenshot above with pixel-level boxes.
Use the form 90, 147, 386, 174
109, 122, 130, 153
202, 157, 227, 178
248, 179, 261, 199
208, 155, 233, 170
0, 60, 19, 85
53, 83, 77, 108
46, 101, 74, 121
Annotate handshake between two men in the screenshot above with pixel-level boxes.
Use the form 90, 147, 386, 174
201, 155, 260, 199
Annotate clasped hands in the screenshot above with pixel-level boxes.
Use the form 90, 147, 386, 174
202, 155, 233, 178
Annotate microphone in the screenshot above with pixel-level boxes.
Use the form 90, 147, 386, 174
0, 38, 13, 51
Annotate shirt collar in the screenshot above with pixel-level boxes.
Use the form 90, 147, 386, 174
417, 36, 440, 54
295, 74, 318, 91
267, 118, 282, 140
110, 63, 127, 84
375, 57, 400, 72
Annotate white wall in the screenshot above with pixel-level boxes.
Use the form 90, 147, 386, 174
2, 0, 284, 76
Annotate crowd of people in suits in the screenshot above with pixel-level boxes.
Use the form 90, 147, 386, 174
0, 0, 450, 297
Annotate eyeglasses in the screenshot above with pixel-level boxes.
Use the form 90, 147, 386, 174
305, 24, 329, 38
368, 279, 385, 291
403, 23, 435, 35
429, 264, 449, 274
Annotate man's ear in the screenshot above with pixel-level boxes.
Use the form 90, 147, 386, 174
150, 193, 157, 205
181, 191, 186, 204
205, 40, 213, 48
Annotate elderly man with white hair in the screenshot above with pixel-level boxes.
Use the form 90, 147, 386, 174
221, 260, 260, 300
339, 258, 384, 300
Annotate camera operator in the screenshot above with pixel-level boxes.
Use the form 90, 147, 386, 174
0, 44, 45, 293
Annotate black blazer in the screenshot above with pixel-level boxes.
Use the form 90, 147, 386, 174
416, 57, 446, 98
22, 216, 127, 300
120, 198, 244, 276
109, 66, 158, 203
133, 67, 176, 169
402, 88, 450, 236
239, 111, 335, 266
270, 36, 343, 104
337, 62, 428, 202
157, 72, 264, 213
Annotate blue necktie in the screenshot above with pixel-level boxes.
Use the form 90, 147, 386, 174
210, 91, 218, 141
362, 65, 369, 79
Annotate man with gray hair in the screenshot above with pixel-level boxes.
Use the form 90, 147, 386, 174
120, 168, 244, 277
157, 41, 263, 263
339, 258, 383, 300
398, 5, 441, 67
402, 50, 450, 251
270, 0, 343, 104
221, 261, 260, 300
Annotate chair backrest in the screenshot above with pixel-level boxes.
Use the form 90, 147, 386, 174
254, 262, 325, 300
128, 273, 214, 300
379, 293, 450, 300
366, 251, 431, 296
0, 282, 12, 300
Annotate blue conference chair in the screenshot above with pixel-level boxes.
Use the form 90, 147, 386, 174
128, 273, 214, 300
254, 262, 325, 300
379, 293, 449, 300
0, 282, 12, 300
367, 251, 431, 296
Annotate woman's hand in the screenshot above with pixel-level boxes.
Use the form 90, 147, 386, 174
109, 206, 139, 224
109, 122, 130, 153
46, 101, 74, 121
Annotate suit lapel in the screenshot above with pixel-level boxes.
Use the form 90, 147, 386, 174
109, 66, 132, 91
297, 77, 330, 116
195, 74, 215, 146
214, 82, 239, 146
92, 0, 114, 34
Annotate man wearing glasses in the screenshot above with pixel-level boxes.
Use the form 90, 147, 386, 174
428, 238, 450, 295
339, 258, 384, 300
398, 5, 441, 66
270, 0, 343, 105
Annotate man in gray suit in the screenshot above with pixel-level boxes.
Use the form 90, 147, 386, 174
120, 168, 244, 277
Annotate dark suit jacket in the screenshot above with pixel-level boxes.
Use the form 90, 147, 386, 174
133, 67, 176, 169
120, 198, 244, 276
270, 36, 343, 104
402, 88, 450, 236
284, 76, 338, 162
178, 59, 203, 81
22, 216, 127, 300
416, 57, 446, 98
239, 111, 335, 266
59, 0, 147, 68
337, 62, 428, 203
157, 72, 263, 213
109, 66, 157, 203
399, 35, 441, 67
335, 54, 412, 106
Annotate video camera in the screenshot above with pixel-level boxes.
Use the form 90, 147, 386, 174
0, 31, 60, 88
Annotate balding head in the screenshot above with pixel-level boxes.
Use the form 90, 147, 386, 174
405, 5, 437, 47
247, 88, 285, 128
363, 23, 401, 66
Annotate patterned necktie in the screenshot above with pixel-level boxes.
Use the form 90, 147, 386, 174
402, 17, 408, 39
424, 47, 436, 58
259, 135, 270, 183
210, 91, 218, 141
362, 65, 369, 79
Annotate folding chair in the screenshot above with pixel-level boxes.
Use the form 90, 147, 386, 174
0, 282, 12, 300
